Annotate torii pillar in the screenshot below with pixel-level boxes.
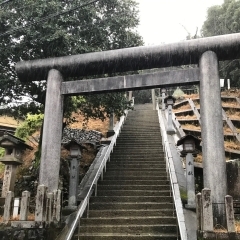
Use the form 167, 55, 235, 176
199, 51, 227, 226
39, 69, 64, 192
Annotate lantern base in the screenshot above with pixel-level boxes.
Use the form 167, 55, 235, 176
62, 206, 78, 215
167, 128, 176, 135
185, 203, 196, 210
107, 130, 115, 138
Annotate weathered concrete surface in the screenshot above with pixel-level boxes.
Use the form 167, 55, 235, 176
61, 68, 200, 95
183, 208, 197, 240
199, 51, 227, 226
16, 33, 240, 82
39, 69, 64, 192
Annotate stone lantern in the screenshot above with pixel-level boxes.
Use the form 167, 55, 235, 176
164, 95, 176, 135
177, 134, 201, 209
160, 88, 167, 110
62, 140, 85, 209
0, 132, 33, 197
107, 110, 115, 138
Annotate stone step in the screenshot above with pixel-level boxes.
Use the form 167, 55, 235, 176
74, 107, 179, 240
97, 180, 169, 185
115, 143, 163, 147
89, 196, 172, 202
79, 224, 177, 234
80, 216, 176, 225
89, 202, 174, 210
105, 170, 167, 175
117, 134, 161, 138
105, 167, 166, 172
104, 170, 167, 176
97, 185, 170, 191
109, 157, 164, 161
112, 149, 162, 153
106, 162, 165, 167
110, 153, 163, 157
113, 147, 161, 153
121, 128, 160, 131
87, 209, 175, 218
118, 131, 161, 134
74, 233, 178, 240
96, 190, 171, 197
103, 175, 168, 181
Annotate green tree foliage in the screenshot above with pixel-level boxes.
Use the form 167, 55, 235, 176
201, 0, 240, 87
133, 90, 152, 104
0, 147, 4, 157
15, 113, 44, 139
0, 0, 143, 120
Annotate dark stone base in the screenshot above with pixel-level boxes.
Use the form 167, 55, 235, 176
62, 206, 77, 216
106, 130, 115, 138
0, 224, 61, 240
198, 230, 240, 240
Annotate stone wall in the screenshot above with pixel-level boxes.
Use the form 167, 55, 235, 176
227, 159, 240, 200
0, 226, 60, 240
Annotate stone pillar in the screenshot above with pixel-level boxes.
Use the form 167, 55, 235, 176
1, 165, 18, 197
161, 92, 166, 110
151, 89, 156, 110
68, 157, 80, 208
39, 69, 64, 192
185, 153, 195, 208
167, 105, 175, 134
107, 112, 115, 137
199, 51, 227, 226
128, 91, 132, 101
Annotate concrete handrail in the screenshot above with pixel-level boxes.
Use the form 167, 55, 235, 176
56, 110, 128, 240
157, 103, 188, 240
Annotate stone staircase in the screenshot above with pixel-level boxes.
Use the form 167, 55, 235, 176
75, 104, 179, 239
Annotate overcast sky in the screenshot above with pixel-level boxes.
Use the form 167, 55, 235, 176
136, 0, 224, 45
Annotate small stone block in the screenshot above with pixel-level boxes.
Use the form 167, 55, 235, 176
201, 188, 213, 231
35, 185, 48, 222
3, 191, 14, 222
225, 195, 235, 233
12, 197, 20, 218
11, 221, 37, 228
46, 192, 53, 223
20, 191, 30, 221
196, 193, 202, 231
56, 190, 61, 222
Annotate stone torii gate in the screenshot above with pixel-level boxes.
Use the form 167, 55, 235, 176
15, 33, 240, 225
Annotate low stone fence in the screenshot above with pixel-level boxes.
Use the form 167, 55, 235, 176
2, 185, 61, 228
196, 188, 240, 240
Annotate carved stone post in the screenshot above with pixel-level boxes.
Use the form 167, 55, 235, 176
201, 188, 213, 231
185, 153, 195, 208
